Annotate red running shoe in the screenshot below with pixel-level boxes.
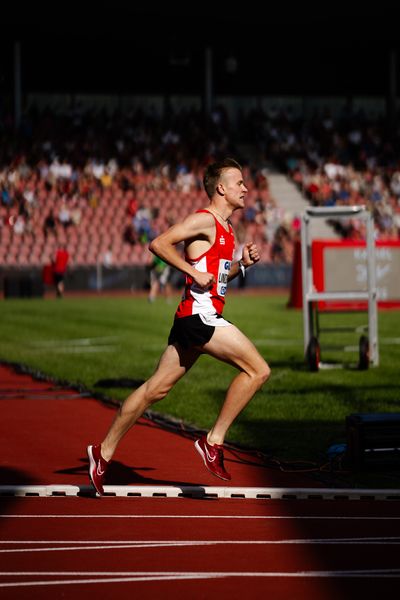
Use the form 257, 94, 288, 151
87, 444, 109, 496
195, 435, 231, 481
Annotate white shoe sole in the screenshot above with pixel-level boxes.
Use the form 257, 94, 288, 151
87, 445, 104, 496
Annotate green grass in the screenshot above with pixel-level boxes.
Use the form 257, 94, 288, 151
1, 292, 400, 487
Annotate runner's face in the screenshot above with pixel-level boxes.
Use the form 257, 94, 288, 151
219, 168, 248, 209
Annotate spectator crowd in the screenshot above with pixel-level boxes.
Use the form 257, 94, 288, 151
245, 103, 400, 240
1, 102, 399, 271
0, 104, 291, 268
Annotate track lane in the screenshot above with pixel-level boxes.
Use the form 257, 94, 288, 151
1, 498, 400, 599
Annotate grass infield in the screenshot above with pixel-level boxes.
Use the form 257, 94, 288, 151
1, 291, 399, 487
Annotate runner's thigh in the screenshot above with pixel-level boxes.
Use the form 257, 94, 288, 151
149, 343, 200, 389
200, 324, 267, 374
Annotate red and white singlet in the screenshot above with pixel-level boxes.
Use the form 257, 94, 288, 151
175, 210, 235, 320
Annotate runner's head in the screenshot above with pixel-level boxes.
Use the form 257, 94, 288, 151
203, 158, 242, 199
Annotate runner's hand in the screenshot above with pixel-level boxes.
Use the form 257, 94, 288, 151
242, 242, 260, 267
193, 271, 215, 289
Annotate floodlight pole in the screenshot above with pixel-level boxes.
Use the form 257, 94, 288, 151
14, 41, 22, 131
204, 46, 213, 119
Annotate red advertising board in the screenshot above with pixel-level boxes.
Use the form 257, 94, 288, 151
312, 240, 400, 310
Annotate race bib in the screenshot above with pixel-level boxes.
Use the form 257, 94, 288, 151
217, 259, 231, 296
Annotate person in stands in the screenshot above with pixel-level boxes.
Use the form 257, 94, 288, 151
53, 244, 69, 298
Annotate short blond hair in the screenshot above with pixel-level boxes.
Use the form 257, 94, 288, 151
203, 158, 242, 199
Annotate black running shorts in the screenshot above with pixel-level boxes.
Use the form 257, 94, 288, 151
53, 272, 65, 284
168, 314, 216, 349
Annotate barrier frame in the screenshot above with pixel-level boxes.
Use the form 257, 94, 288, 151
300, 206, 379, 368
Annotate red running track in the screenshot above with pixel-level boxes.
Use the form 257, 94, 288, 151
1, 497, 400, 599
1, 363, 400, 599
0, 363, 316, 488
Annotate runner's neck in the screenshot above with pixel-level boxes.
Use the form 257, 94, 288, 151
208, 207, 231, 223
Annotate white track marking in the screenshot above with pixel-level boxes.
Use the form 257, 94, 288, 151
2, 514, 400, 520
1, 570, 400, 587
253, 339, 301, 346
30, 337, 120, 347
2, 484, 399, 499
1, 537, 400, 554
4, 569, 398, 577
28, 336, 119, 353
38, 347, 116, 354
0, 574, 221, 587
253, 337, 400, 348
2, 537, 399, 544
380, 338, 400, 345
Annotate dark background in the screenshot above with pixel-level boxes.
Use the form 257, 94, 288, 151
0, 3, 398, 97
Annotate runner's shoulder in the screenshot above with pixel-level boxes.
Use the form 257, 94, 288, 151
183, 210, 215, 231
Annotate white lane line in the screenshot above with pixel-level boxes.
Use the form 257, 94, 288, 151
253, 337, 400, 348
38, 347, 116, 354
2, 537, 399, 544
1, 538, 400, 554
253, 339, 301, 346
0, 574, 221, 587
28, 337, 119, 354
2, 514, 400, 520
8, 570, 399, 577
0, 571, 219, 575
1, 570, 400, 587
2, 538, 400, 545
30, 337, 120, 347
381, 338, 400, 345
0, 544, 191, 554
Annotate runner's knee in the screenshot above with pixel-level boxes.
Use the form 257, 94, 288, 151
253, 362, 271, 388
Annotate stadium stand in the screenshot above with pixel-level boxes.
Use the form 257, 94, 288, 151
249, 104, 400, 241
0, 105, 298, 270
1, 102, 398, 282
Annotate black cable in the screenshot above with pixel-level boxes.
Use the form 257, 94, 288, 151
0, 392, 92, 400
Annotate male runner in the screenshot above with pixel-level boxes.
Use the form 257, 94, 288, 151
87, 157, 271, 494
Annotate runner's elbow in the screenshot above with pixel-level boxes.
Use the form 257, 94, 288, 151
149, 238, 165, 258
149, 239, 159, 255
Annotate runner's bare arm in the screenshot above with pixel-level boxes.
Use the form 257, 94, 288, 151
149, 212, 216, 289
227, 242, 260, 281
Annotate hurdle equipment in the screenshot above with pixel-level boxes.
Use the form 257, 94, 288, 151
300, 206, 379, 370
